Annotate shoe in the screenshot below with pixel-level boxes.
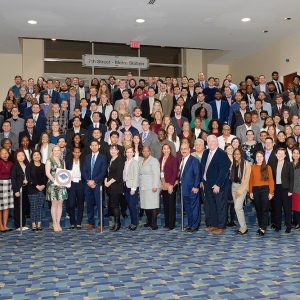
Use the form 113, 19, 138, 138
271, 224, 276, 229
143, 223, 150, 228
16, 226, 29, 231
205, 226, 218, 232
76, 225, 82, 230
274, 228, 280, 232
69, 225, 76, 230
285, 228, 291, 233
4, 228, 13, 232
66, 214, 70, 219
86, 224, 95, 230
227, 221, 236, 227
185, 227, 192, 232
236, 229, 248, 235
96, 226, 104, 231
168, 227, 175, 231
212, 228, 224, 235
151, 226, 158, 230
295, 225, 300, 230
37, 227, 42, 231
258, 229, 265, 236
32, 227, 37, 232
129, 225, 137, 231
191, 228, 199, 233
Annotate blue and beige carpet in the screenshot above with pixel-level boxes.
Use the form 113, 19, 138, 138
1, 204, 300, 299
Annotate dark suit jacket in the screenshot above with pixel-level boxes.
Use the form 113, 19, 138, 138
210, 100, 230, 124
19, 102, 31, 118
31, 113, 47, 133
200, 148, 231, 188
106, 155, 125, 193
65, 157, 85, 182
19, 128, 40, 149
112, 88, 132, 104
82, 152, 107, 185
159, 155, 178, 186
180, 155, 201, 196
231, 110, 245, 134
40, 90, 60, 104
271, 104, 288, 117
141, 98, 151, 121
171, 116, 188, 135
10, 163, 25, 194
87, 124, 107, 142
66, 128, 87, 148
80, 110, 92, 129
269, 160, 294, 192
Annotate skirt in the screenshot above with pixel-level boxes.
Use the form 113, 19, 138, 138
292, 193, 300, 212
0, 179, 14, 210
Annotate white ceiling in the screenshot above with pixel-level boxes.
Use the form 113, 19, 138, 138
1, 0, 300, 63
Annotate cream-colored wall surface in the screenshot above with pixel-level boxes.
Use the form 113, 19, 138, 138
229, 31, 300, 83
184, 49, 203, 79
0, 53, 22, 101
207, 64, 229, 81
22, 39, 44, 80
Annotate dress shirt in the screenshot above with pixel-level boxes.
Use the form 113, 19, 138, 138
72, 160, 81, 183
215, 100, 221, 118
149, 97, 155, 114
276, 160, 284, 184
194, 128, 201, 138
179, 154, 190, 179
265, 150, 272, 163
203, 148, 217, 181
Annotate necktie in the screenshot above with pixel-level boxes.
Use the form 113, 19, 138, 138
142, 132, 147, 144
44, 104, 49, 114
203, 151, 214, 181
278, 106, 282, 115
179, 158, 185, 182
91, 154, 96, 177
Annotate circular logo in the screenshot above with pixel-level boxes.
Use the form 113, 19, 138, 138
55, 169, 72, 187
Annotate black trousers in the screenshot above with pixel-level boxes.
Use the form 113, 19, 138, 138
295, 212, 300, 225
13, 187, 29, 229
108, 190, 123, 218
145, 209, 158, 229
161, 187, 177, 229
272, 184, 292, 229
253, 185, 270, 231
67, 181, 84, 226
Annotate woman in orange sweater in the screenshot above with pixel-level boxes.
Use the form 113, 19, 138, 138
249, 151, 274, 236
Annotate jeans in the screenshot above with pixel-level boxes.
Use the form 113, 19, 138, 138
124, 186, 139, 226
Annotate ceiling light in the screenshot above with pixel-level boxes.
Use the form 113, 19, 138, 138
51, 38, 56, 41
284, 17, 292, 21
136, 19, 145, 23
263, 30, 269, 33
27, 19, 37, 25
241, 17, 251, 22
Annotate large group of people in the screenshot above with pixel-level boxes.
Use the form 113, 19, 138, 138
1, 71, 300, 236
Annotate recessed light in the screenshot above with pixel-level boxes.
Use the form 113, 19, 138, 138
136, 19, 145, 23
284, 17, 292, 21
241, 17, 251, 22
263, 30, 269, 33
51, 38, 56, 41
27, 19, 37, 25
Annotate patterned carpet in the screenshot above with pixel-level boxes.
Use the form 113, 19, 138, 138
1, 204, 300, 299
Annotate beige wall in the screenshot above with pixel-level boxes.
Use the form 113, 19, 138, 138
0, 53, 22, 101
21, 39, 44, 80
184, 49, 203, 80
229, 31, 300, 83
207, 64, 229, 81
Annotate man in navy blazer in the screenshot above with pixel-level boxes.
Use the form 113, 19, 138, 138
200, 135, 231, 234
179, 143, 201, 232
82, 140, 107, 230
210, 91, 230, 124
40, 79, 60, 104
30, 103, 47, 133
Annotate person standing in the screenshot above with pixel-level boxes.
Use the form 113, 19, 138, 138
200, 135, 231, 235
45, 146, 68, 232
123, 146, 139, 231
83, 140, 107, 231
139, 146, 160, 230
292, 148, 300, 229
179, 143, 201, 232
230, 148, 251, 235
66, 147, 84, 229
160, 143, 179, 230
0, 148, 14, 232
249, 151, 274, 236
269, 148, 294, 233
104, 145, 125, 231
10, 150, 29, 230
26, 150, 47, 231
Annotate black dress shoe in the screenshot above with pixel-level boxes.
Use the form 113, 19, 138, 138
274, 228, 280, 232
37, 227, 42, 231
32, 228, 37, 232
258, 229, 265, 236
191, 228, 199, 232
185, 227, 192, 232
129, 225, 137, 231
69, 225, 76, 230
76, 225, 82, 230
151, 226, 158, 230
285, 227, 291, 233
271, 224, 276, 229
144, 223, 150, 228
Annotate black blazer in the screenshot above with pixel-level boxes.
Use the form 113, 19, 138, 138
269, 160, 294, 192
10, 163, 25, 194
19, 128, 40, 149
66, 128, 87, 147
112, 89, 132, 104
141, 98, 151, 121
106, 155, 125, 193
65, 157, 85, 182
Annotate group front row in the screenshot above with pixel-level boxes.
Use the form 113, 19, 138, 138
0, 134, 300, 235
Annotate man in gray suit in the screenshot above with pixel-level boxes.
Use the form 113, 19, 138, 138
40, 93, 53, 120
140, 119, 158, 151
290, 94, 300, 117
236, 112, 260, 143
114, 89, 137, 116
7, 107, 25, 138
191, 92, 212, 120
0, 120, 19, 150
155, 83, 173, 117
151, 128, 176, 160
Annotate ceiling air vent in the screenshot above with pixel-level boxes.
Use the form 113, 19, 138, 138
148, 0, 156, 4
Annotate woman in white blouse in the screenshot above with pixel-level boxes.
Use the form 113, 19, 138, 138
36, 133, 54, 164
98, 94, 113, 122
166, 124, 180, 152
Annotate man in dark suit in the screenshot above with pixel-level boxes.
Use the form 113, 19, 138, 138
179, 143, 201, 232
87, 112, 107, 142
113, 79, 132, 104
195, 72, 208, 89
40, 93, 53, 120
40, 79, 60, 104
19, 117, 40, 148
30, 103, 47, 133
79, 98, 92, 129
203, 77, 218, 103
271, 94, 288, 117
210, 91, 230, 125
200, 135, 231, 235
66, 116, 87, 147
272, 71, 284, 94
76, 79, 89, 102
82, 140, 107, 230
171, 104, 188, 135
140, 119, 158, 150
